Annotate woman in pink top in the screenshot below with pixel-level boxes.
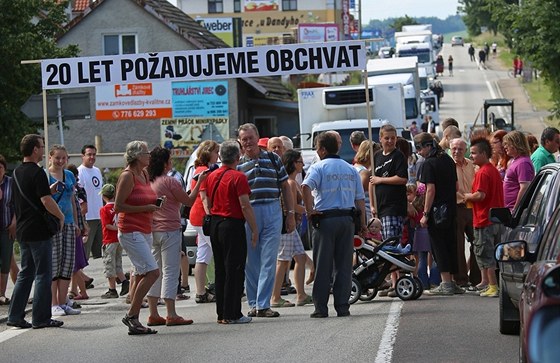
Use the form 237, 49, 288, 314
502, 131, 535, 210
146, 146, 206, 327
115, 141, 160, 335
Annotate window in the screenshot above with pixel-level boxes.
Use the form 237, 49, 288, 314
525, 174, 551, 226
282, 0, 297, 10
208, 0, 223, 13
103, 34, 137, 55
233, 0, 241, 12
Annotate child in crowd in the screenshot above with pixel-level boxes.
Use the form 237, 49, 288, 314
99, 184, 129, 298
409, 183, 440, 289
365, 217, 411, 254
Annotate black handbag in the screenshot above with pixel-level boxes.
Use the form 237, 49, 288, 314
13, 171, 60, 236
203, 169, 229, 237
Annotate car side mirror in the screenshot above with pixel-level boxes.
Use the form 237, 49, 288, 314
495, 241, 527, 262
490, 207, 513, 227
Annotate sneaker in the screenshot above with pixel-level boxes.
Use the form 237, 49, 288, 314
378, 287, 393, 297
387, 289, 398, 298
480, 285, 499, 297
452, 283, 466, 295
425, 283, 454, 296
101, 289, 119, 299
51, 305, 66, 317
226, 316, 252, 324
120, 280, 130, 296
62, 304, 81, 315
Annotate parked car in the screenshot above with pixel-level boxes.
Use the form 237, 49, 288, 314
451, 36, 464, 46
495, 204, 560, 362
490, 163, 560, 334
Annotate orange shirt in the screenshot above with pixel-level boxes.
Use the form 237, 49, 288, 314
118, 172, 157, 234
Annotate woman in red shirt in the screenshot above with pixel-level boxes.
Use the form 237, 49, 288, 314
115, 141, 160, 335
189, 140, 220, 303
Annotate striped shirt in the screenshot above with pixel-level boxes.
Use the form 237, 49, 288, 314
238, 150, 288, 204
0, 176, 14, 230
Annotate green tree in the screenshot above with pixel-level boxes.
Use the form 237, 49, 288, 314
390, 16, 418, 32
510, 0, 560, 117
0, 0, 78, 161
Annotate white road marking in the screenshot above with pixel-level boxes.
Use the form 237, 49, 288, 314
0, 328, 28, 343
374, 300, 403, 363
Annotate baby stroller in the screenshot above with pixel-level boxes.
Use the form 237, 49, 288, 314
349, 236, 423, 303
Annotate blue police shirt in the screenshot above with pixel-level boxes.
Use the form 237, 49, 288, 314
302, 155, 364, 211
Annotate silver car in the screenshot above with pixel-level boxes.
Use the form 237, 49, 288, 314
451, 36, 464, 46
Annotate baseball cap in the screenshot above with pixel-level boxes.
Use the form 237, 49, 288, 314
99, 183, 115, 197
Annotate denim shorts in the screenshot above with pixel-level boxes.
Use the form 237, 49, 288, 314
118, 231, 158, 275
473, 224, 500, 269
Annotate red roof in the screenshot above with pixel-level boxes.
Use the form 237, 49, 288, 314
73, 0, 90, 11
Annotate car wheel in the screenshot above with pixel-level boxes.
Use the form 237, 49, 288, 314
499, 276, 520, 335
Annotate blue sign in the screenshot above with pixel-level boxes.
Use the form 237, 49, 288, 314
171, 81, 229, 118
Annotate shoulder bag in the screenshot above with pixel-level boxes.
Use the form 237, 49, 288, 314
202, 169, 229, 236
13, 171, 60, 236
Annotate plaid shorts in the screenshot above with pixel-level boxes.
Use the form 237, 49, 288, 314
381, 215, 404, 240
277, 230, 306, 261
52, 223, 76, 280
102, 242, 124, 278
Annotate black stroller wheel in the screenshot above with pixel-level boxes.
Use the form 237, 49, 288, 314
412, 277, 424, 300
359, 287, 378, 301
395, 276, 417, 301
349, 277, 362, 304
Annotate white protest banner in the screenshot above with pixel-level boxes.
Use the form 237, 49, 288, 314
41, 40, 366, 90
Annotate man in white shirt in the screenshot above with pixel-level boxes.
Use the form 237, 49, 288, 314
78, 145, 104, 259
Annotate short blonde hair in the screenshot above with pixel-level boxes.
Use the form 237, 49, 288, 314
503, 131, 531, 156
124, 140, 148, 165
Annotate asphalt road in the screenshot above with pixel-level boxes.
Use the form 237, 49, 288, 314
1, 43, 544, 362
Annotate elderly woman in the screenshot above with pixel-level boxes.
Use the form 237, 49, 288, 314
145, 146, 205, 327
189, 140, 220, 303
502, 131, 535, 211
206, 141, 258, 324
48, 145, 81, 316
116, 141, 160, 335
0, 155, 16, 305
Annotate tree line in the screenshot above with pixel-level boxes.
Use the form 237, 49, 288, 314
459, 0, 560, 118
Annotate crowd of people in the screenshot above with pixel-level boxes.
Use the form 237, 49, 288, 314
1, 121, 559, 333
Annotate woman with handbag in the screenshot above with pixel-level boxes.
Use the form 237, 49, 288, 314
189, 140, 220, 303
205, 141, 258, 324
145, 146, 206, 327
48, 145, 82, 317
116, 141, 160, 335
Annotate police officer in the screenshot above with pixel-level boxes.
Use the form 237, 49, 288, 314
302, 131, 367, 318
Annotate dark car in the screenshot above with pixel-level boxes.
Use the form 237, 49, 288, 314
490, 163, 560, 334
495, 205, 560, 362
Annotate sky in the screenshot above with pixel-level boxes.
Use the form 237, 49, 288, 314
360, 0, 460, 22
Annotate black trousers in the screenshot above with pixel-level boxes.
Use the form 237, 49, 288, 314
210, 216, 247, 321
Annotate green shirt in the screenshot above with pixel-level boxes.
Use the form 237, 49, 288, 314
531, 145, 555, 174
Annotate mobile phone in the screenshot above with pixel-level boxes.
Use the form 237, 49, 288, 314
155, 197, 165, 207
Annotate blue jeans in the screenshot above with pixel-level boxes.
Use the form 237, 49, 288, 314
416, 251, 441, 289
245, 201, 282, 310
8, 239, 53, 325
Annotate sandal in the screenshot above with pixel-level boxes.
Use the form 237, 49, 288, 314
0, 296, 10, 305
195, 292, 216, 303
176, 294, 191, 301
122, 314, 157, 335
271, 298, 295, 308
296, 295, 313, 306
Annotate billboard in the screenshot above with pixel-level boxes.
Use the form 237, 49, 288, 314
95, 82, 172, 121
197, 17, 243, 47
298, 24, 339, 43
244, 0, 278, 12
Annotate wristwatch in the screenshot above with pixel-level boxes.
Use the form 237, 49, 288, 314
287, 210, 295, 214
422, 211, 429, 217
